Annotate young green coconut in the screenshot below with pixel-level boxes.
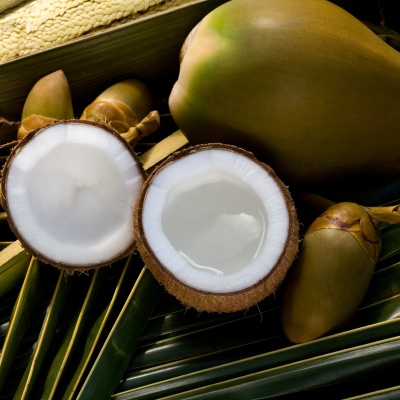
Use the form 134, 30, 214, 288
80, 79, 160, 146
1, 120, 146, 272
281, 201, 400, 343
18, 70, 74, 139
169, 0, 400, 186
133, 143, 299, 313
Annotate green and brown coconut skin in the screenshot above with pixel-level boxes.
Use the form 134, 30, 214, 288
80, 79, 160, 145
18, 70, 74, 139
169, 0, 400, 186
281, 202, 381, 344
133, 143, 299, 313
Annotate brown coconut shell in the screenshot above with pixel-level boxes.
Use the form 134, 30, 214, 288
1, 119, 147, 272
134, 143, 299, 313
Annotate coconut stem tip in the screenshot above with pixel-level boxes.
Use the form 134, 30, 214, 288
121, 110, 160, 145
365, 204, 400, 225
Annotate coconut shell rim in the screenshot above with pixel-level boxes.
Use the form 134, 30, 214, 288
134, 142, 299, 312
1, 119, 147, 271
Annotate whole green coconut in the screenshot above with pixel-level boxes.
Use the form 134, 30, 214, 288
169, 0, 400, 186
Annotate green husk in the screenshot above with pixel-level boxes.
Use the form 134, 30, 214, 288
280, 200, 400, 343
87, 79, 154, 121
17, 70, 74, 139
281, 203, 380, 343
21, 70, 73, 121
80, 79, 160, 145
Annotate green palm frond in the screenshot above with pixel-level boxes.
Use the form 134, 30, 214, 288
1, 1, 400, 399
2, 131, 400, 398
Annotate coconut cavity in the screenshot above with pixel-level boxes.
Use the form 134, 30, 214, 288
134, 144, 299, 313
162, 170, 267, 276
1, 120, 146, 270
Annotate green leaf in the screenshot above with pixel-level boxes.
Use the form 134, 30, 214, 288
378, 224, 400, 263
0, 257, 41, 390
13, 271, 72, 399
343, 385, 400, 400
151, 336, 400, 400
127, 301, 282, 373
0, 241, 13, 250
62, 256, 140, 399
352, 295, 400, 328
362, 262, 400, 306
37, 267, 110, 398
0, 240, 31, 298
77, 266, 162, 400
112, 317, 400, 399
38, 308, 82, 399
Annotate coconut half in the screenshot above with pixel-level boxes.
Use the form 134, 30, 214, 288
134, 144, 299, 312
1, 120, 146, 271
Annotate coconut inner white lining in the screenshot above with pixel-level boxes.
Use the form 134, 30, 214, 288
6, 123, 144, 266
142, 149, 290, 293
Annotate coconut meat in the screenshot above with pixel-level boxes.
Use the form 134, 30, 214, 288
141, 148, 290, 293
4, 122, 144, 267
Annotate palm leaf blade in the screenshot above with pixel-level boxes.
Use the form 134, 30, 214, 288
111, 317, 400, 399
36, 267, 113, 398
76, 266, 162, 400
0, 258, 42, 391
62, 256, 140, 399
12, 271, 71, 399
150, 336, 400, 400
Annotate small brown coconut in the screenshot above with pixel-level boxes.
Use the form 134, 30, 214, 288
133, 143, 299, 313
1, 120, 146, 272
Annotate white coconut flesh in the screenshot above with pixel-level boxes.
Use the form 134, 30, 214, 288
2, 121, 145, 269
139, 147, 294, 295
